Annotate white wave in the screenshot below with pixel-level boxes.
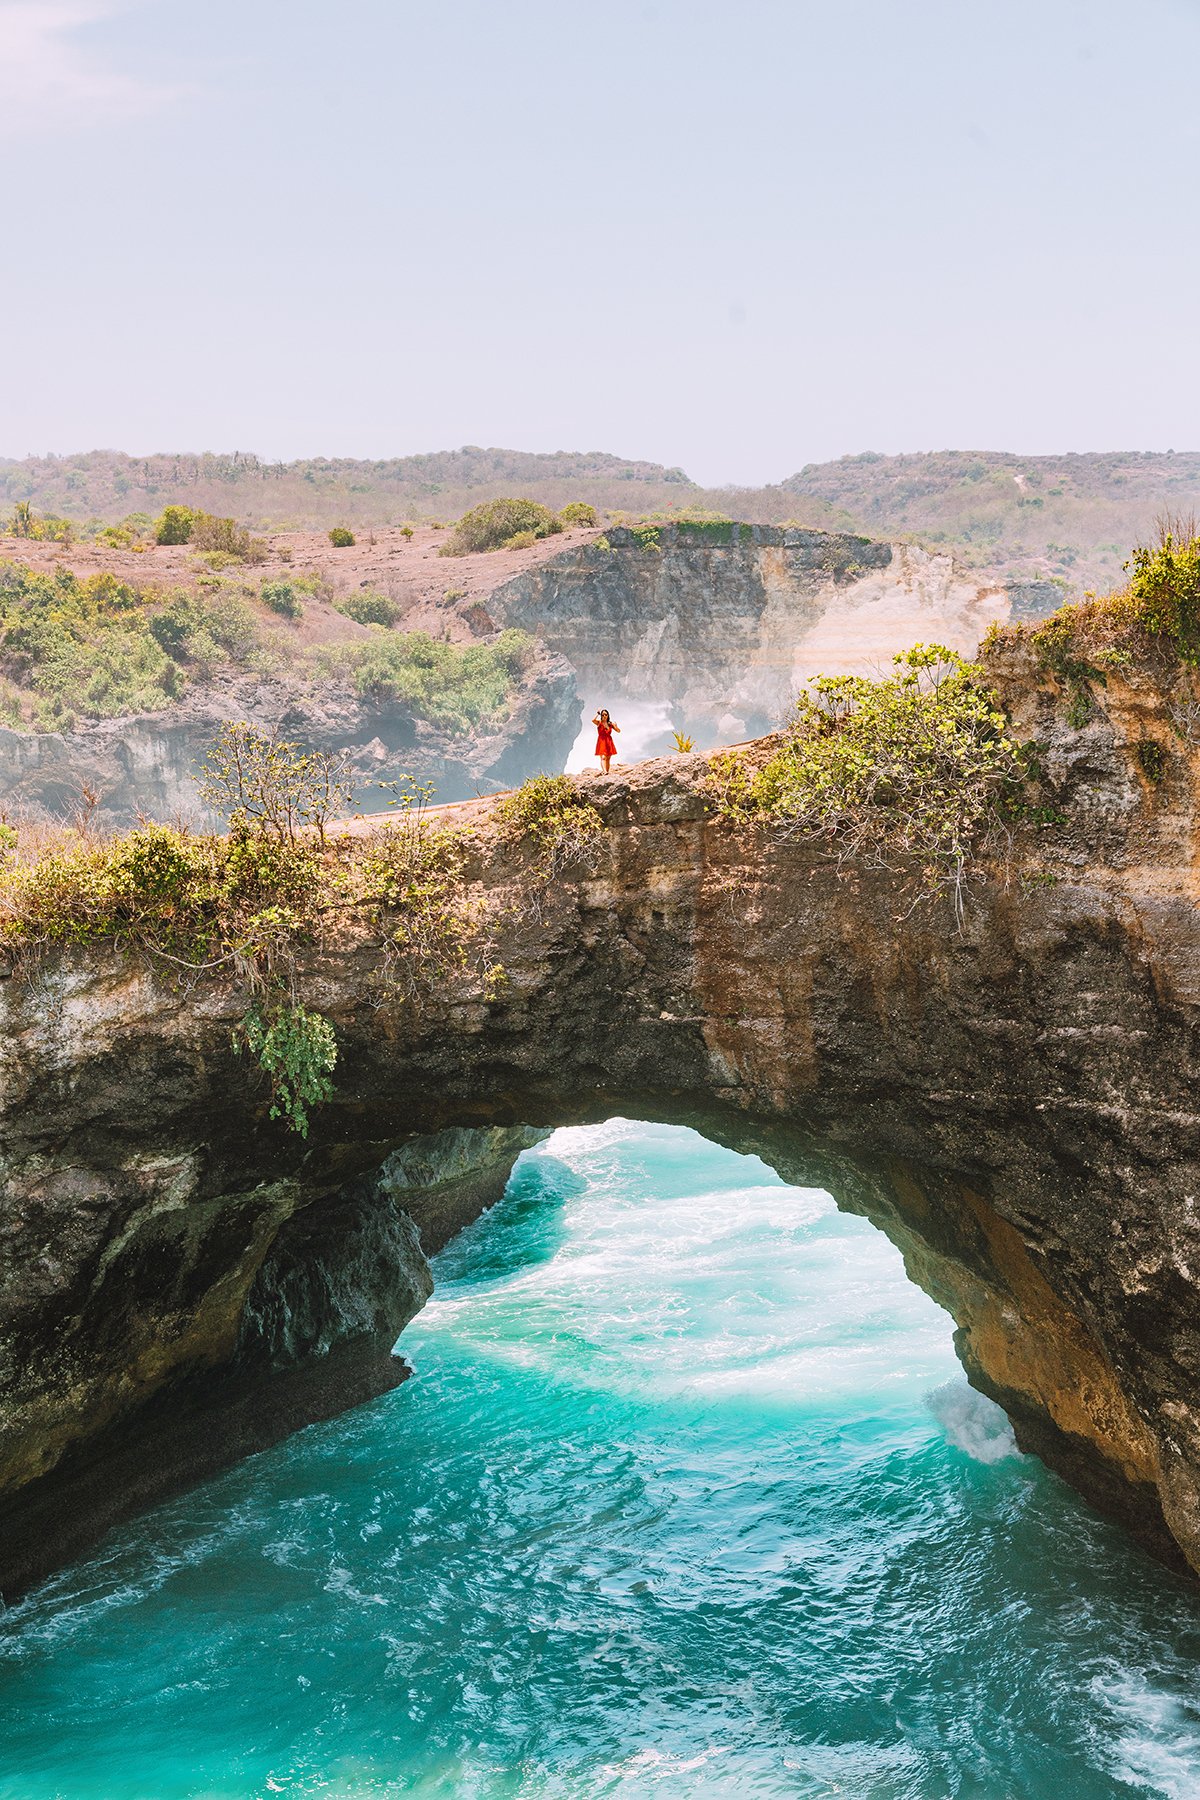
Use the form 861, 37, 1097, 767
924, 1377, 1020, 1463
1095, 1670, 1200, 1798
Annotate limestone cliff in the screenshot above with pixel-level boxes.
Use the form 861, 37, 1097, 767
484, 525, 1015, 747
0, 651, 580, 827
6, 652, 1200, 1597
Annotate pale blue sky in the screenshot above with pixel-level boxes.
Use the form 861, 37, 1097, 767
3, 0, 1199, 485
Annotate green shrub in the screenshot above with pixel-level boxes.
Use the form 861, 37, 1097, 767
439, 497, 563, 557
190, 514, 250, 557
197, 721, 355, 847
504, 530, 537, 551
676, 518, 734, 543
400, 526, 414, 541
1, 565, 180, 720
334, 589, 399, 627
984, 517, 1200, 728
156, 505, 196, 545
559, 502, 598, 527
261, 579, 303, 619
494, 773, 605, 883
329, 527, 356, 548
712, 645, 1035, 921
147, 591, 258, 671
310, 628, 534, 734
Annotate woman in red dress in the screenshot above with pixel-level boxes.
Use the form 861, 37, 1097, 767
593, 709, 619, 772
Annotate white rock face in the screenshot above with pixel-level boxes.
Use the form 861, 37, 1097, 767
489, 528, 1013, 752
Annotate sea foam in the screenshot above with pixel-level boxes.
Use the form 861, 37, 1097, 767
924, 1376, 1020, 1463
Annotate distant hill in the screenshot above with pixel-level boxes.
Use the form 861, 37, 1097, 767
0, 447, 696, 536
777, 448, 1200, 597
4, 443, 1195, 599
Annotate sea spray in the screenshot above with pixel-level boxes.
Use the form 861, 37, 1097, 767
924, 1376, 1021, 1464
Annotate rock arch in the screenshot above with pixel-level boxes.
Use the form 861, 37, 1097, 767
4, 692, 1200, 1597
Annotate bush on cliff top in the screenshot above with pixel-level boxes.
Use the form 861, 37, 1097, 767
0, 562, 268, 727
711, 644, 1041, 919
438, 498, 563, 557
494, 773, 605, 886
0, 784, 502, 1129
981, 513, 1200, 728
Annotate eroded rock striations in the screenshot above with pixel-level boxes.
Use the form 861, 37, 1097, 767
6, 648, 1200, 1594
0, 651, 580, 826
485, 525, 1015, 746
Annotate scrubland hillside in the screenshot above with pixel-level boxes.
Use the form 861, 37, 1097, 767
2, 443, 1196, 601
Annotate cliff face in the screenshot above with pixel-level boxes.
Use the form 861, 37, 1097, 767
6, 657, 1200, 1595
0, 650, 580, 826
485, 527, 1013, 746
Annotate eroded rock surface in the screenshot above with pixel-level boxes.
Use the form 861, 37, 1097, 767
0, 650, 580, 827
486, 526, 1013, 746
5, 657, 1200, 1595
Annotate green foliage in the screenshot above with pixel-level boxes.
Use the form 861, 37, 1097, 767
1137, 739, 1168, 783
439, 497, 563, 557
712, 645, 1036, 918
400, 526, 414, 541
671, 730, 696, 753
504, 530, 537, 550
155, 506, 195, 544
0, 821, 323, 978
7, 503, 73, 543
0, 564, 196, 722
334, 588, 399, 627
310, 628, 534, 734
0, 823, 16, 856
357, 802, 491, 1001
1126, 524, 1200, 661
261, 579, 303, 618
630, 523, 662, 551
990, 519, 1200, 728
558, 502, 597, 527
329, 527, 356, 548
234, 1001, 337, 1138
1025, 611, 1110, 728
494, 772, 605, 883
197, 721, 356, 847
190, 514, 250, 557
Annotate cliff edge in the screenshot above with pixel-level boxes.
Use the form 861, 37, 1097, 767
4, 628, 1200, 1594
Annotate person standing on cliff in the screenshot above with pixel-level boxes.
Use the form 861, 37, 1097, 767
593, 709, 619, 772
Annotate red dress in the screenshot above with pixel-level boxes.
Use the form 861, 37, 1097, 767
595, 722, 616, 757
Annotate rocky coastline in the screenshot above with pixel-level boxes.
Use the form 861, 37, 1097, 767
5, 643, 1200, 1596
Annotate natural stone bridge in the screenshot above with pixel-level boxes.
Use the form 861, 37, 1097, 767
4, 644, 1200, 1598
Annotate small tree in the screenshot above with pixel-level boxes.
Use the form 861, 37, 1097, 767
190, 513, 249, 556
329, 526, 356, 547
156, 505, 195, 545
559, 502, 598, 527
197, 722, 356, 846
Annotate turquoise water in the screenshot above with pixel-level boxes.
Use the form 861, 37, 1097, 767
4, 1122, 1200, 1799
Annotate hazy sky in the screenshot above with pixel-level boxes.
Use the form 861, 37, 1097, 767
3, 0, 1199, 485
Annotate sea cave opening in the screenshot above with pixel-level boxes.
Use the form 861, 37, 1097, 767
4, 1120, 1200, 1799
